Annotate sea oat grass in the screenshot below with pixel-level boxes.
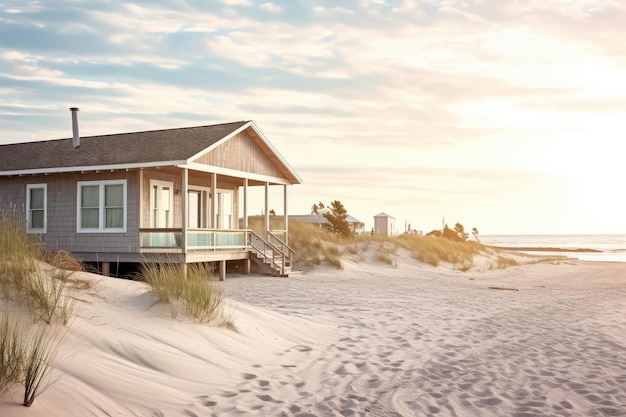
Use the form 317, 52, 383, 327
0, 314, 65, 407
22, 324, 65, 407
141, 262, 230, 324
0, 313, 24, 400
24, 271, 77, 325
397, 234, 483, 269
320, 244, 343, 269
376, 242, 398, 266
496, 255, 521, 269
0, 218, 76, 325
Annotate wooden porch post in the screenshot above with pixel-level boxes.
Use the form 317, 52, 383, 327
244, 178, 251, 275
218, 260, 226, 281
182, 168, 188, 254
243, 178, 248, 230
211, 173, 217, 228
283, 184, 288, 246
138, 169, 144, 229
264, 182, 269, 239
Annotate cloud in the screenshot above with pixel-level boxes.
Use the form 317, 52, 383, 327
260, 3, 280, 12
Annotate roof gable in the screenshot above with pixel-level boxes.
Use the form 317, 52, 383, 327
192, 125, 296, 182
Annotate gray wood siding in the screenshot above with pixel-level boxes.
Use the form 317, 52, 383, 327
193, 131, 285, 179
0, 171, 140, 254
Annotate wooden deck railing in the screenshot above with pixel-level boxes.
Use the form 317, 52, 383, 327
139, 228, 246, 249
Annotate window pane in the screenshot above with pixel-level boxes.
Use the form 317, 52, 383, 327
81, 186, 99, 208
31, 210, 44, 229
106, 207, 123, 228
105, 184, 123, 207
81, 208, 99, 228
30, 188, 44, 210
161, 188, 171, 210
223, 193, 232, 215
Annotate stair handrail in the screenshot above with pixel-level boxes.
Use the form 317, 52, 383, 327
267, 231, 295, 267
248, 230, 288, 276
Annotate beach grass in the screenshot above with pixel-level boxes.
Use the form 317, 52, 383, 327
0, 218, 76, 325
0, 218, 77, 406
140, 261, 232, 325
396, 234, 483, 270
0, 313, 24, 400
283, 219, 537, 271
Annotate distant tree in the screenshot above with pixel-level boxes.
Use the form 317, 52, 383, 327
323, 200, 352, 237
311, 201, 326, 214
427, 222, 471, 242
269, 209, 276, 216
472, 227, 480, 243
454, 223, 469, 241
443, 224, 462, 241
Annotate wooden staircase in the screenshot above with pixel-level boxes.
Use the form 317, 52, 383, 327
248, 231, 295, 277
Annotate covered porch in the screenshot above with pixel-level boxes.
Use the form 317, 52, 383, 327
137, 164, 295, 279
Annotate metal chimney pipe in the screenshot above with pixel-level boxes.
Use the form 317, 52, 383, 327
70, 107, 80, 148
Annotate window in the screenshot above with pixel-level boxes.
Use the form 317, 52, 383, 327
215, 189, 233, 229
26, 184, 47, 233
77, 180, 127, 232
149, 180, 173, 228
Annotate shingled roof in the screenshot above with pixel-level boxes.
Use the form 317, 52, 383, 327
0, 121, 252, 173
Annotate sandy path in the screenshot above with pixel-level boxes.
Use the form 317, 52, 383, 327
218, 259, 626, 417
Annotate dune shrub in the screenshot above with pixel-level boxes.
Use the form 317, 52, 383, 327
46, 250, 84, 272
141, 262, 230, 325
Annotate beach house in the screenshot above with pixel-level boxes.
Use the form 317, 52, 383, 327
0, 109, 302, 279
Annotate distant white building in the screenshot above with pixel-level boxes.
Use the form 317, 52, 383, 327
374, 212, 396, 236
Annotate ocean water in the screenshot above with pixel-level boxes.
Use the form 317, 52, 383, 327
480, 234, 626, 263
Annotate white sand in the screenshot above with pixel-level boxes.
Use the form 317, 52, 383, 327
1, 251, 625, 416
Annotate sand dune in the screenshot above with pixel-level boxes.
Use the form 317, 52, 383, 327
1, 251, 625, 416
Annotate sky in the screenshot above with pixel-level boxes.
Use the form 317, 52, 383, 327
1, 0, 625, 235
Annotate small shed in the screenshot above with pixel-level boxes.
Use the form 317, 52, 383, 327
373, 212, 396, 236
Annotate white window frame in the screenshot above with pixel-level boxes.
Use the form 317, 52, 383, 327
77, 180, 127, 233
149, 179, 174, 228
215, 188, 234, 229
26, 183, 47, 234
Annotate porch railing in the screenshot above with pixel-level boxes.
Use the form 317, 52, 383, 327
140, 228, 247, 249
